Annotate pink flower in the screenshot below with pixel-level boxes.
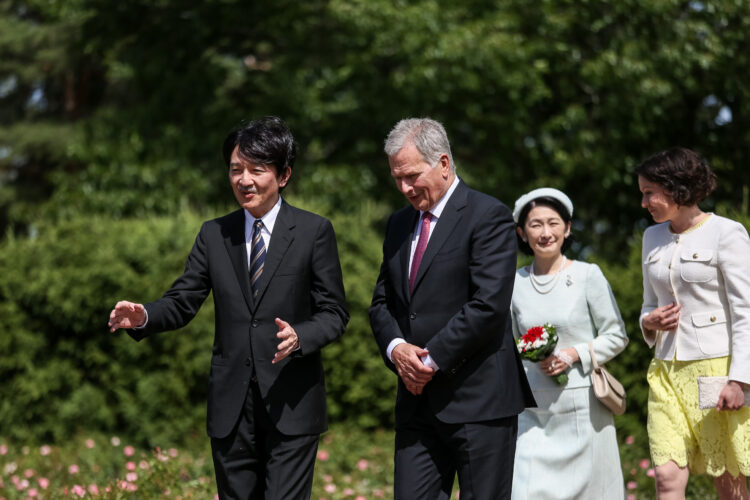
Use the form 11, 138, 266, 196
126, 472, 138, 482
214, 495, 219, 500
357, 459, 368, 471
28, 488, 38, 497
15, 478, 29, 490
38, 478, 49, 489
110, 436, 121, 446
88, 484, 99, 494
39, 446, 51, 456
356, 497, 367, 500
119, 481, 130, 490
324, 484, 336, 493
323, 474, 333, 483
373, 489, 385, 498
126, 461, 136, 471
0, 444, 7, 455
124, 445, 135, 457
626, 481, 637, 490
71, 484, 86, 497
627, 495, 636, 500
139, 460, 150, 470
85, 439, 95, 449
625, 435, 635, 445
639, 459, 650, 469
317, 450, 329, 461
169, 448, 178, 458
24, 469, 35, 478
68, 464, 80, 474
343, 488, 354, 496
647, 468, 655, 478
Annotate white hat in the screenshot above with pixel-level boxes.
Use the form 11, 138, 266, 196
512, 188, 573, 223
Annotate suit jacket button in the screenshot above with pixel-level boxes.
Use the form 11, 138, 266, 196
710, 316, 716, 322
252, 320, 259, 327
693, 253, 699, 259
409, 313, 416, 320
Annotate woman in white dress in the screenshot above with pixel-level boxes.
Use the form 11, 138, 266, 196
510, 188, 629, 500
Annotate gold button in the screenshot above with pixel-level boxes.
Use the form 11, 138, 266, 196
710, 316, 716, 322
693, 253, 699, 259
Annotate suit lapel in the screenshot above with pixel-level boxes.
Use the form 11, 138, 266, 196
411, 181, 468, 294
223, 209, 254, 312
251, 200, 295, 311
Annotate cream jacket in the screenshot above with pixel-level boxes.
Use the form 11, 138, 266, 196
640, 214, 750, 384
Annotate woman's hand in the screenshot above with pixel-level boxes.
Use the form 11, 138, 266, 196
642, 303, 681, 332
717, 380, 749, 411
540, 347, 579, 377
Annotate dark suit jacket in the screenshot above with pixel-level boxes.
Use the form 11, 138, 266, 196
128, 201, 349, 439
369, 180, 534, 427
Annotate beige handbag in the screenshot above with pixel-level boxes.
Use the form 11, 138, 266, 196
589, 342, 626, 415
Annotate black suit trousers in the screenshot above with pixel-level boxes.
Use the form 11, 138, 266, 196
394, 398, 518, 500
211, 378, 319, 500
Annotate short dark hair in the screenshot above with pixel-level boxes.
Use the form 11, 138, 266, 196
635, 147, 716, 206
516, 196, 574, 256
222, 116, 297, 186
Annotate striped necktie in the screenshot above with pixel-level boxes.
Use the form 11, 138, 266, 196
250, 219, 266, 296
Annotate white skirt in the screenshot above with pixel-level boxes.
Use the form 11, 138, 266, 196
511, 387, 624, 500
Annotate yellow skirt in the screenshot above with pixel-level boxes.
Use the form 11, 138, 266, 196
647, 356, 750, 477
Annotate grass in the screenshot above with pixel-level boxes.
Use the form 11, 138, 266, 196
0, 424, 742, 499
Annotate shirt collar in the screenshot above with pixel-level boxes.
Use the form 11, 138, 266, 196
422, 175, 459, 219
244, 196, 283, 234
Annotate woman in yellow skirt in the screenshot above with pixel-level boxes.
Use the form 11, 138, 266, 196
637, 147, 750, 499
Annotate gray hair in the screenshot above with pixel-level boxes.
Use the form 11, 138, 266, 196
384, 118, 455, 173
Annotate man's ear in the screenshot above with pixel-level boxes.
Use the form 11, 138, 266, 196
279, 167, 292, 188
439, 154, 451, 178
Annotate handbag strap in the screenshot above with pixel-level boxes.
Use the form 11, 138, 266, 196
588, 341, 600, 371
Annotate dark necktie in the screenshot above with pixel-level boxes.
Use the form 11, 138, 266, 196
250, 219, 266, 296
409, 212, 433, 293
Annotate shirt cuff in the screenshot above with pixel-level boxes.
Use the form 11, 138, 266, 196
133, 309, 149, 330
421, 353, 440, 371
386, 338, 406, 362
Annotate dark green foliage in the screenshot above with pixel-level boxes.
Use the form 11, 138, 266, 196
0, 212, 214, 446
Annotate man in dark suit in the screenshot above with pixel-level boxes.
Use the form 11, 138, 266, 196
369, 118, 535, 499
108, 116, 349, 499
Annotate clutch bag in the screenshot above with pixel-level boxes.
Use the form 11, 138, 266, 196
697, 376, 750, 409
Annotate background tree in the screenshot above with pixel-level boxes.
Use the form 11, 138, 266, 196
2, 0, 750, 442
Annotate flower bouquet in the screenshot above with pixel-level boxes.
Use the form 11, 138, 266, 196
516, 323, 568, 385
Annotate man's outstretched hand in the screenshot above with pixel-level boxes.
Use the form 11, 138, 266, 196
108, 301, 146, 332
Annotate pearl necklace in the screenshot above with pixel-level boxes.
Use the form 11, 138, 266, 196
529, 256, 567, 295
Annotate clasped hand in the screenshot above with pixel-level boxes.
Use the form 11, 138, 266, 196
392, 343, 434, 395
539, 347, 579, 376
